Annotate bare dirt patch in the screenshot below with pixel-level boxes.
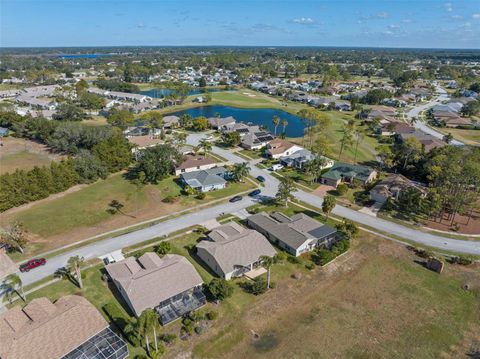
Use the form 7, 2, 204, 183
422, 208, 480, 235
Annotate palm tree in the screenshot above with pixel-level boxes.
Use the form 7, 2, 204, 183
199, 138, 212, 156
281, 118, 288, 135
339, 124, 354, 161
272, 115, 280, 136
353, 129, 364, 164
67, 255, 84, 289
232, 162, 251, 182
4, 273, 26, 302
137, 309, 160, 353
260, 256, 274, 289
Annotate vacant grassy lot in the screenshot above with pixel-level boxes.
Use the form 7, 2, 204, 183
0, 137, 63, 175
187, 237, 480, 359
3, 173, 254, 255
437, 127, 480, 146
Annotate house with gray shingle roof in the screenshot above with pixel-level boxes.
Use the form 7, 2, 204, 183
246, 212, 338, 256
196, 222, 276, 279
320, 162, 377, 188
180, 166, 229, 192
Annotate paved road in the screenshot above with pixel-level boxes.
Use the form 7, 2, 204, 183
406, 84, 464, 146
13, 131, 480, 287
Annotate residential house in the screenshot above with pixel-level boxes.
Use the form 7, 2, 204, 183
106, 253, 205, 324
207, 116, 236, 130
0, 295, 128, 359
240, 131, 273, 150
0, 89, 21, 98
163, 115, 180, 129
265, 139, 304, 159
246, 212, 338, 256
180, 166, 229, 192
399, 130, 447, 152
320, 162, 377, 188
370, 174, 426, 203
175, 154, 218, 175
379, 122, 415, 136
196, 222, 276, 279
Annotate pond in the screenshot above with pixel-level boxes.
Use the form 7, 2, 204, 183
169, 105, 310, 138
140, 87, 232, 98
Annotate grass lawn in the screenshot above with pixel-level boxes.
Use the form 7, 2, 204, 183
10, 173, 147, 238
238, 149, 263, 159
277, 167, 318, 191
289, 111, 380, 165
209, 89, 309, 115
7, 204, 480, 359
0, 150, 55, 175
435, 127, 480, 146
4, 173, 255, 256
0, 137, 62, 175
188, 235, 480, 359
82, 115, 109, 126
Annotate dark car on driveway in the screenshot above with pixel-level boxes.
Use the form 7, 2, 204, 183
229, 195, 243, 203
248, 189, 261, 197
256, 176, 266, 182
20, 258, 46, 272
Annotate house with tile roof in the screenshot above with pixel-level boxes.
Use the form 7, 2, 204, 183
196, 222, 276, 279
265, 139, 304, 159
175, 154, 218, 175
106, 253, 205, 324
0, 295, 128, 359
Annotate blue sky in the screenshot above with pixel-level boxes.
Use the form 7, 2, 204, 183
1, 0, 479, 48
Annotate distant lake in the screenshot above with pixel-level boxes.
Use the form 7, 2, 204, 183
58, 54, 112, 59
170, 105, 310, 138
140, 87, 233, 98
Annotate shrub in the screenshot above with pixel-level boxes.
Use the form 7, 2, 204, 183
275, 251, 288, 262
287, 255, 301, 264
148, 343, 166, 359
194, 326, 205, 335
204, 278, 234, 301
206, 310, 219, 321
160, 333, 177, 345
154, 242, 171, 256
305, 262, 315, 270
415, 248, 433, 259
311, 249, 336, 266
243, 277, 268, 295
196, 192, 206, 200
336, 183, 349, 195
162, 195, 176, 203
448, 256, 473, 265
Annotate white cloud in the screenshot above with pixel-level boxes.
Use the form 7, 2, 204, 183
402, 19, 413, 23
388, 24, 400, 29
383, 30, 394, 35
376, 11, 389, 19
473, 14, 480, 19
444, 2, 453, 12
450, 15, 464, 20
292, 17, 316, 25
136, 22, 146, 29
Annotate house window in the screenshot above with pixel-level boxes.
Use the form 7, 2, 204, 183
181, 169, 185, 173
197, 166, 200, 169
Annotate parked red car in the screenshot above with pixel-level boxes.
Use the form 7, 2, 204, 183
19, 258, 46, 272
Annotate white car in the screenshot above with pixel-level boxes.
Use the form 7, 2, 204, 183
270, 164, 284, 171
